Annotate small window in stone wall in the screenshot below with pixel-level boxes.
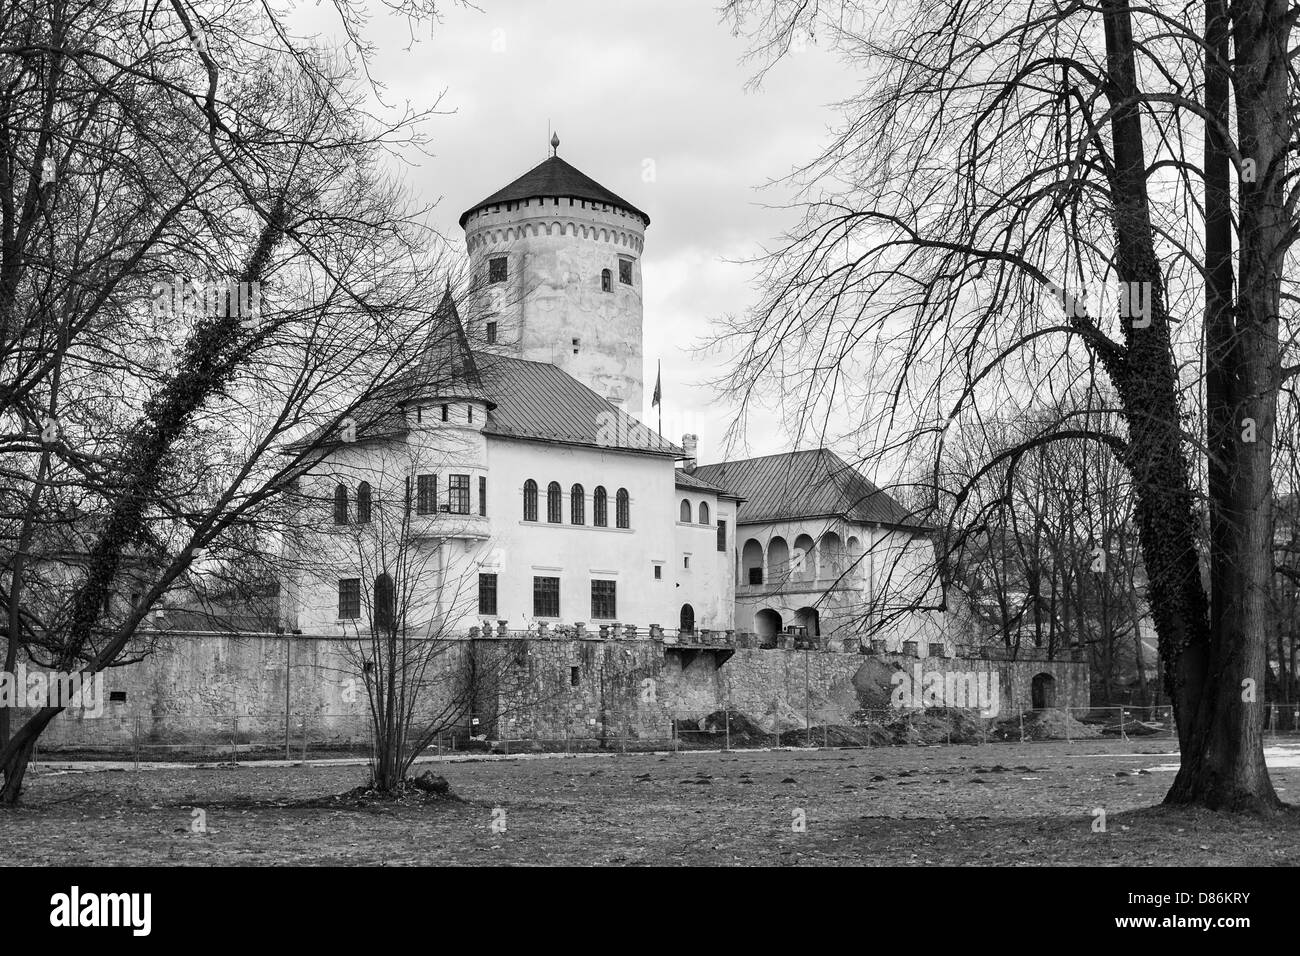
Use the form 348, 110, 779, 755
570, 666, 581, 687
109, 691, 127, 703
489, 256, 507, 283
619, 259, 633, 285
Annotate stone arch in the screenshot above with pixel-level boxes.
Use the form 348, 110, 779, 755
820, 531, 843, 580
742, 538, 764, 585
768, 536, 790, 584
792, 533, 816, 583
1031, 672, 1056, 709
793, 606, 820, 637
564, 221, 577, 236
755, 608, 782, 642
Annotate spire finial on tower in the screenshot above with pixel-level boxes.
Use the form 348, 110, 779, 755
550, 131, 560, 156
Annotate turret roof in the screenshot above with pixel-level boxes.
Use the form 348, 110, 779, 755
459, 155, 650, 228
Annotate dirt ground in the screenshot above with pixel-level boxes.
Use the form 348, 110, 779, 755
3, 740, 1298, 865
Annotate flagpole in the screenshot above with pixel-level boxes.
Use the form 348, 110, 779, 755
656, 359, 662, 436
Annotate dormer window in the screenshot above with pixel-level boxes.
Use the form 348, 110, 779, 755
486, 321, 497, 344
489, 257, 507, 284
601, 269, 612, 293
619, 259, 633, 285
441, 404, 449, 422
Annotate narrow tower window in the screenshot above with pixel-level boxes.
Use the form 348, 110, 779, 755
601, 269, 612, 293
489, 257, 507, 283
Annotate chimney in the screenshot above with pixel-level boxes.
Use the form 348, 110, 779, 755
682, 433, 698, 472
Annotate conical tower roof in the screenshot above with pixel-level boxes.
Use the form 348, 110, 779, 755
404, 287, 494, 407
459, 155, 649, 228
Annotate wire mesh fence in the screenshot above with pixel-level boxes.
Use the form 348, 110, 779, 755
24, 703, 1300, 768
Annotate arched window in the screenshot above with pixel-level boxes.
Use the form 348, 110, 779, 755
593, 486, 608, 527
547, 481, 562, 523
523, 479, 538, 521
699, 501, 710, 525
616, 488, 630, 529
679, 499, 692, 523
571, 484, 585, 524
373, 573, 395, 633
601, 269, 612, 292
356, 481, 372, 524
333, 483, 349, 525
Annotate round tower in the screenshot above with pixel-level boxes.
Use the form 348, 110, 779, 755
460, 136, 648, 412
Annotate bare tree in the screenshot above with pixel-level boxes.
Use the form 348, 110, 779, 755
0, 0, 457, 803
721, 0, 1294, 810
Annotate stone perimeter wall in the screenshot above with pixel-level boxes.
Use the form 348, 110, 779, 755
21, 632, 1089, 750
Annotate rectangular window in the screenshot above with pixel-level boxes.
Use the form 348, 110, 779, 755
717, 520, 727, 552
533, 576, 560, 617
654, 565, 662, 580
448, 474, 470, 514
486, 321, 498, 344
338, 579, 360, 619
416, 474, 437, 514
489, 256, 507, 283
440, 404, 449, 422
618, 258, 633, 285
591, 580, 617, 619
478, 573, 498, 616
748, 566, 763, 585
468, 405, 474, 423
479, 476, 487, 516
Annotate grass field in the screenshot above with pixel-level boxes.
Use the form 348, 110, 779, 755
4, 741, 1299, 865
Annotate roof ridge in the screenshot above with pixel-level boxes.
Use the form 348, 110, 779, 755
697, 447, 832, 470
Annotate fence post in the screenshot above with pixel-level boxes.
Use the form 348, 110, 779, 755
725, 708, 730, 752
1065, 705, 1071, 743
231, 717, 239, 766
1019, 712, 1025, 743
133, 715, 140, 771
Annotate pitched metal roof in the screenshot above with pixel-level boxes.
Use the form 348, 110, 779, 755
691, 449, 922, 528
459, 155, 650, 227
289, 290, 488, 450
674, 468, 743, 499
289, 290, 675, 457
474, 352, 679, 455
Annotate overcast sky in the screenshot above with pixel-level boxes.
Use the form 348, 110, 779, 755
304, 0, 858, 463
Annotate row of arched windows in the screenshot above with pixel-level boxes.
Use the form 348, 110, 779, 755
679, 499, 710, 524
523, 480, 629, 528
334, 482, 372, 525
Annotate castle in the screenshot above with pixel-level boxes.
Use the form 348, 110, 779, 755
27, 143, 1090, 755
282, 140, 943, 652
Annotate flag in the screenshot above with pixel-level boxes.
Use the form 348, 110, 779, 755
652, 360, 661, 407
